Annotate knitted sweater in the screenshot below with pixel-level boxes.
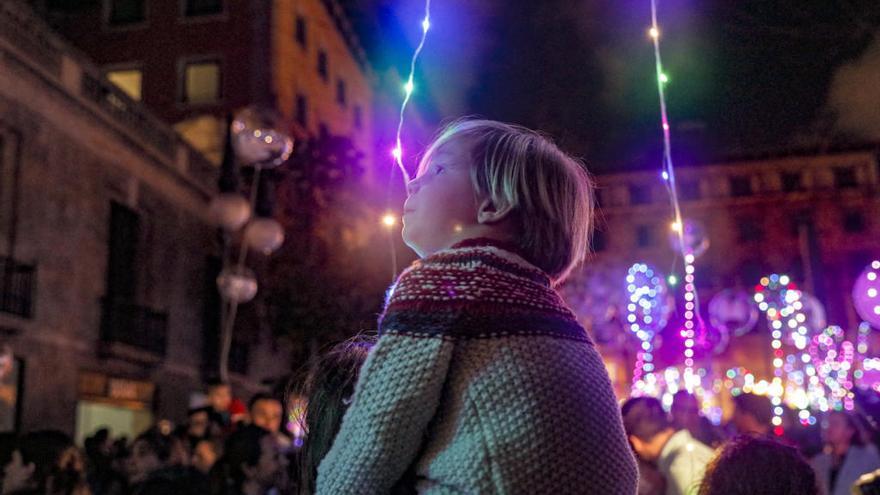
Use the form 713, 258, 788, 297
316, 240, 638, 494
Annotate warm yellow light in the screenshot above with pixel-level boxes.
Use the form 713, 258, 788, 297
649, 27, 660, 39
382, 214, 397, 227
670, 221, 682, 233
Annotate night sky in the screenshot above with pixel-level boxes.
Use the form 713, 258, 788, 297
348, 0, 880, 173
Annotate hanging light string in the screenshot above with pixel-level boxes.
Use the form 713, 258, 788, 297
391, 0, 432, 184
648, 0, 706, 392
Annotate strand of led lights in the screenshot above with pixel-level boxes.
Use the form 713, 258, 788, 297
648, 0, 705, 392
390, 0, 432, 184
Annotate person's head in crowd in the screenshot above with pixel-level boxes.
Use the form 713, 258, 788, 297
191, 438, 222, 476
211, 424, 281, 495
127, 429, 172, 485
229, 398, 249, 426
697, 434, 818, 495
823, 410, 866, 453
83, 429, 111, 460
731, 393, 773, 436
621, 397, 675, 462
187, 407, 212, 440
297, 335, 374, 494
206, 380, 232, 415
249, 394, 284, 434
2, 430, 89, 495
671, 391, 701, 430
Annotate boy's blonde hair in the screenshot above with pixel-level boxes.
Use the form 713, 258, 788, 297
418, 118, 594, 284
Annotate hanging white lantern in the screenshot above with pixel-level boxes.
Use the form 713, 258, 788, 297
209, 193, 252, 231
244, 217, 285, 255
216, 266, 258, 303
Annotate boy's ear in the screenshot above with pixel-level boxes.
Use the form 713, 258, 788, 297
476, 197, 514, 224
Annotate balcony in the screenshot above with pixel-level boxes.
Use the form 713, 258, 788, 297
100, 298, 168, 364
0, 257, 35, 318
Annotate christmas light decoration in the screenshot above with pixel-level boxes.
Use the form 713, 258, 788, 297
391, 0, 432, 183
627, 263, 672, 395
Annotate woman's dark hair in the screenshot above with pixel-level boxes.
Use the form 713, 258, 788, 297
210, 424, 271, 495
294, 334, 374, 494
698, 434, 818, 495
17, 430, 88, 495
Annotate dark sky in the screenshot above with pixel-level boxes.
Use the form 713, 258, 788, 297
348, 0, 880, 173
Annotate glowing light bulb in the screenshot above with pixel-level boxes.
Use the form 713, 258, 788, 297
649, 26, 660, 39
404, 80, 414, 95
659, 73, 669, 84
382, 214, 397, 228
391, 146, 403, 160
422, 18, 430, 32
668, 275, 678, 286
671, 221, 682, 233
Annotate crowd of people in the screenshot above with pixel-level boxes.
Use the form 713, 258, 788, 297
0, 335, 372, 495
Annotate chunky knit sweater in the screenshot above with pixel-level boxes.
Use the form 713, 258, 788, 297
316, 240, 638, 494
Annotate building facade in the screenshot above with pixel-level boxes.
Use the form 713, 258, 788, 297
0, 1, 292, 438
36, 0, 378, 184
577, 148, 880, 396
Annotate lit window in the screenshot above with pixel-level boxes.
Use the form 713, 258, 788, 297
183, 60, 220, 104
106, 68, 142, 100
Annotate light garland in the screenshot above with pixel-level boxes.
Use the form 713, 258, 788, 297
390, 0, 432, 184
627, 263, 671, 395
754, 274, 797, 435
648, 0, 706, 393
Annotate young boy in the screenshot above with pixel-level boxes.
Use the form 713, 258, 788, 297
317, 119, 638, 494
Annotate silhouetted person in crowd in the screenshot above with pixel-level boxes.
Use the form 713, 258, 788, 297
127, 429, 207, 495
2, 430, 90, 495
698, 434, 818, 495
83, 429, 125, 495
210, 424, 283, 495
249, 394, 284, 435
192, 438, 222, 476
297, 336, 373, 495
206, 380, 234, 431
812, 411, 880, 495
731, 393, 773, 436
622, 397, 714, 495
670, 392, 725, 447
185, 407, 216, 447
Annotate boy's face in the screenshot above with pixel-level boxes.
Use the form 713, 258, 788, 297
403, 138, 480, 257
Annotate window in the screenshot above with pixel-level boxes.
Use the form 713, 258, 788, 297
354, 105, 363, 130
295, 16, 307, 47
679, 180, 700, 201
834, 167, 858, 189
636, 225, 655, 248
591, 230, 607, 253
781, 171, 803, 192
317, 50, 328, 81
729, 176, 753, 197
843, 211, 866, 233
182, 59, 220, 104
184, 0, 222, 17
295, 94, 307, 127
106, 68, 142, 101
629, 184, 651, 205
108, 0, 145, 25
737, 218, 764, 242
106, 202, 140, 299
336, 79, 347, 107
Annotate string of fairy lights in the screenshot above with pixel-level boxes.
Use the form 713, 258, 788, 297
647, 0, 705, 394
